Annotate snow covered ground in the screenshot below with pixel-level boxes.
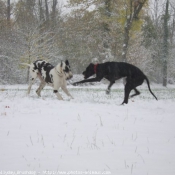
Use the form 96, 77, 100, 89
0, 82, 175, 175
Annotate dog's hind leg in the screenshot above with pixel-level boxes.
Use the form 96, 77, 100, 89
27, 68, 39, 95
122, 83, 132, 104
28, 77, 37, 95
106, 81, 115, 94
130, 88, 140, 98
36, 81, 46, 97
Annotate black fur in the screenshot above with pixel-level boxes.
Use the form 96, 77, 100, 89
54, 90, 58, 93
64, 60, 71, 73
43, 63, 54, 83
73, 62, 157, 104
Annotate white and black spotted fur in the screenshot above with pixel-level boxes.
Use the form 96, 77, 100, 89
21, 60, 73, 100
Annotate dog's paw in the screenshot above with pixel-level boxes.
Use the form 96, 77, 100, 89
106, 89, 110, 95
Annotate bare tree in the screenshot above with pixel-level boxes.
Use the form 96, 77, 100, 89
7, 0, 10, 25
45, 0, 49, 21
122, 0, 147, 62
162, 0, 169, 86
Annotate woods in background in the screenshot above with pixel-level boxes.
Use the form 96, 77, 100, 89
0, 0, 175, 86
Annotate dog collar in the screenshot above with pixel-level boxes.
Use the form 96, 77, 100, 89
94, 64, 98, 73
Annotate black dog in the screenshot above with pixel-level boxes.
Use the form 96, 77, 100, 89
72, 62, 157, 104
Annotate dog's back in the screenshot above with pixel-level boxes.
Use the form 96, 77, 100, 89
32, 60, 54, 83
33, 60, 47, 73
103, 62, 145, 79
41, 63, 54, 83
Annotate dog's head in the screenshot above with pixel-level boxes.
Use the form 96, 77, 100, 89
82, 63, 95, 79
58, 60, 73, 80
64, 60, 73, 80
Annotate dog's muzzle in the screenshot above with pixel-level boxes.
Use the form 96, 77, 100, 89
66, 72, 73, 80
67, 75, 73, 80
82, 72, 87, 79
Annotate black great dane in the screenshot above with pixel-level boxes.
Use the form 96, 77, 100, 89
72, 62, 157, 104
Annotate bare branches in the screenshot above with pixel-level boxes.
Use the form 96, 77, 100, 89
122, 0, 147, 61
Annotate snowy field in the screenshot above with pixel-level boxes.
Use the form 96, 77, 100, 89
0, 82, 175, 175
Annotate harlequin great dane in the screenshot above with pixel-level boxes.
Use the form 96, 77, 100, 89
72, 62, 157, 104
21, 60, 73, 100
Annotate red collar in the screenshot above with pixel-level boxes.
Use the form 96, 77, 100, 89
94, 64, 98, 73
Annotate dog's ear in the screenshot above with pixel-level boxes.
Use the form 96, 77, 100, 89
60, 61, 63, 67
65, 60, 69, 65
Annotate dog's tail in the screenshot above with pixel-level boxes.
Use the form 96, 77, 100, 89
144, 75, 158, 100
20, 63, 31, 67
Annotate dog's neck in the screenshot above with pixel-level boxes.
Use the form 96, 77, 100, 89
55, 64, 64, 77
55, 68, 63, 76
94, 64, 98, 73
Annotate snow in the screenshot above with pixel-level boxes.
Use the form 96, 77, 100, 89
0, 83, 175, 175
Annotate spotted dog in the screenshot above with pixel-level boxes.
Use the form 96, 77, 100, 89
72, 62, 157, 104
21, 60, 73, 100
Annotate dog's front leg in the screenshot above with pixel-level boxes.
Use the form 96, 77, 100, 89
73, 77, 102, 86
53, 78, 63, 100
53, 89, 63, 100
61, 85, 73, 99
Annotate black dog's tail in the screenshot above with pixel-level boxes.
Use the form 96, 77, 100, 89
144, 76, 158, 100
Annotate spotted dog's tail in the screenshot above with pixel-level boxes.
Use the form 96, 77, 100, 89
20, 63, 31, 67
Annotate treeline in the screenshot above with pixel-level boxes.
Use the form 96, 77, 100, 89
0, 0, 175, 85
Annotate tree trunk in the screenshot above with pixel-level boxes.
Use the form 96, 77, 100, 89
7, 0, 11, 26
122, 17, 132, 62
102, 0, 112, 61
122, 0, 146, 62
39, 0, 44, 22
45, 0, 49, 21
162, 0, 169, 87
52, 0, 57, 23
